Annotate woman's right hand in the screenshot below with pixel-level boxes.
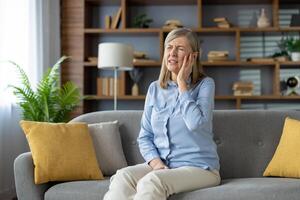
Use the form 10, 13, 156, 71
149, 158, 169, 170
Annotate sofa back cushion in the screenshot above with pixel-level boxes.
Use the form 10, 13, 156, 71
213, 110, 300, 179
88, 121, 128, 176
20, 120, 104, 184
70, 111, 145, 166
70, 110, 300, 179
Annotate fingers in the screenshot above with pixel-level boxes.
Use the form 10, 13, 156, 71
188, 53, 195, 67
178, 53, 194, 83
184, 53, 193, 69
177, 56, 186, 80
180, 54, 191, 72
155, 166, 168, 170
188, 54, 193, 66
181, 55, 188, 70
149, 158, 169, 170
153, 164, 169, 170
184, 54, 193, 75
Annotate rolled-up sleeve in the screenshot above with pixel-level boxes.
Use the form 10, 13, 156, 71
137, 83, 160, 163
178, 78, 215, 132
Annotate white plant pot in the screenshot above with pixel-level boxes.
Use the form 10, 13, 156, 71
291, 52, 300, 61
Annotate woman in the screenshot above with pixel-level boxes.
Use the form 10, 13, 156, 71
103, 28, 220, 200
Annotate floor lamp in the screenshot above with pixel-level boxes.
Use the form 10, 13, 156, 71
98, 43, 133, 110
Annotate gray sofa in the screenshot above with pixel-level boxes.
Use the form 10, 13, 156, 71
14, 110, 300, 200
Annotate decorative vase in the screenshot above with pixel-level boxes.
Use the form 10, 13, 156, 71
257, 8, 270, 28
291, 52, 300, 61
131, 83, 139, 96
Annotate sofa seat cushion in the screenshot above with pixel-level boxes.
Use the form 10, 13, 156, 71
44, 178, 110, 200
44, 177, 300, 200
169, 178, 300, 200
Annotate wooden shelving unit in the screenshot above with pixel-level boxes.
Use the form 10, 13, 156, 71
85, 95, 146, 100
84, 61, 161, 67
85, 95, 300, 101
84, 28, 161, 34
61, 0, 300, 114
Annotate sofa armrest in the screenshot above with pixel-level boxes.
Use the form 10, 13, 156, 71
14, 152, 52, 200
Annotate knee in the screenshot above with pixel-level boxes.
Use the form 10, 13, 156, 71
136, 172, 165, 192
112, 168, 134, 184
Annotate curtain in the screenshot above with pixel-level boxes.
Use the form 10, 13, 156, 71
0, 0, 60, 198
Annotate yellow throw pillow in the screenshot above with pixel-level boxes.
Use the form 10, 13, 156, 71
20, 120, 104, 184
263, 117, 300, 178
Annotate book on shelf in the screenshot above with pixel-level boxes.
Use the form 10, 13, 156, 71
291, 14, 300, 27
213, 17, 231, 28
97, 77, 110, 96
232, 81, 254, 96
119, 72, 125, 96
97, 78, 102, 96
133, 58, 158, 64
233, 90, 254, 96
232, 81, 254, 90
97, 77, 124, 96
103, 77, 110, 96
207, 57, 229, 62
108, 77, 115, 96
87, 57, 98, 64
111, 7, 122, 29
217, 23, 230, 28
208, 51, 229, 57
213, 17, 227, 23
105, 15, 111, 29
207, 51, 229, 62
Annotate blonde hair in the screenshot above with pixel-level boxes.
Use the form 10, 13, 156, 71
158, 28, 205, 89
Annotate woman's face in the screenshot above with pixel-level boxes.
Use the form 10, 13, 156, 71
164, 36, 193, 75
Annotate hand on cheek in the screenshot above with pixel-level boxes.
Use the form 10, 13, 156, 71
177, 53, 194, 93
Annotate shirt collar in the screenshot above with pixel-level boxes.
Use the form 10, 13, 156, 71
167, 80, 177, 86
167, 77, 192, 87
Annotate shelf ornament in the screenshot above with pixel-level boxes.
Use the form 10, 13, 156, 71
129, 68, 143, 96
257, 8, 270, 28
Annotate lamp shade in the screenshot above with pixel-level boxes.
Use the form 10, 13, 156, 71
98, 43, 133, 71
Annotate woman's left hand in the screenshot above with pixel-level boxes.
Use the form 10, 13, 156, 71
177, 53, 194, 92
149, 158, 169, 170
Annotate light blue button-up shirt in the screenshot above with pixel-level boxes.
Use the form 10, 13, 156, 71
137, 77, 220, 170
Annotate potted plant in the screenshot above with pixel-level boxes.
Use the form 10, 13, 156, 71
283, 37, 300, 61
9, 56, 81, 122
133, 13, 153, 28
272, 37, 290, 61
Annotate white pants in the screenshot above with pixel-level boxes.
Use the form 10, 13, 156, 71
103, 163, 221, 200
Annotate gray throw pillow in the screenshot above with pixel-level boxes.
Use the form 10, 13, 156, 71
88, 121, 127, 176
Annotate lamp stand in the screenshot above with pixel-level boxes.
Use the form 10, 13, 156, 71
114, 67, 118, 110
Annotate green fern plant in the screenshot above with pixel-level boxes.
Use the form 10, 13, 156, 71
9, 56, 81, 122
285, 37, 300, 52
